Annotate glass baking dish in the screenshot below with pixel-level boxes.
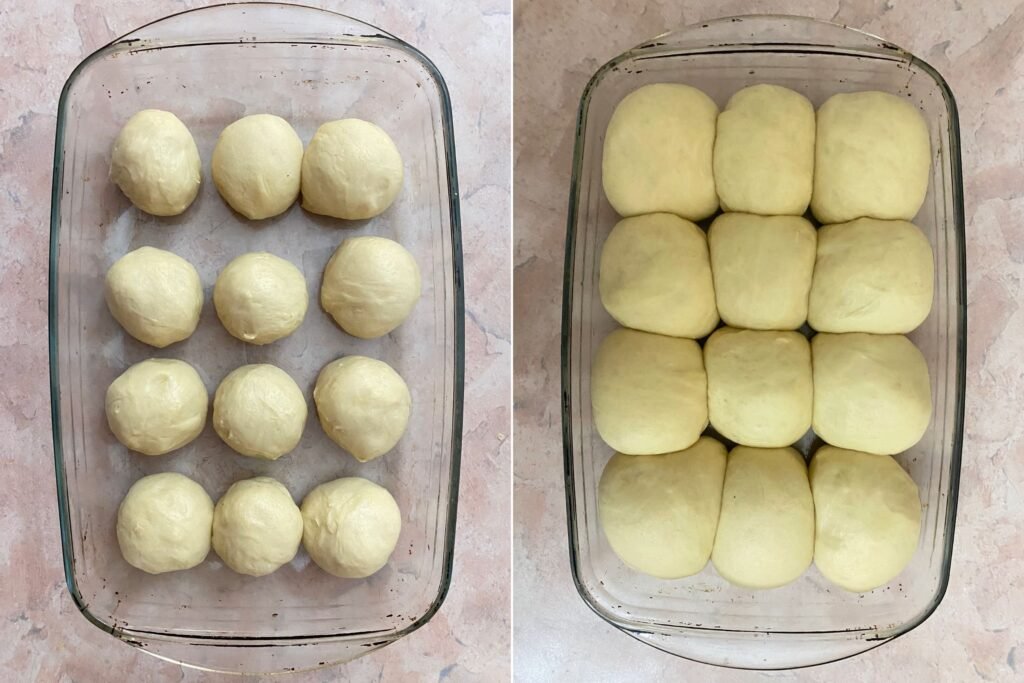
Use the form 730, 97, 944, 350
561, 15, 965, 670
48, 3, 463, 674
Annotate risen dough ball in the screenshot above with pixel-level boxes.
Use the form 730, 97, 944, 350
812, 333, 931, 455
711, 446, 814, 589
212, 477, 303, 577
320, 236, 421, 339
714, 84, 815, 215
809, 218, 934, 334
212, 114, 303, 220
214, 252, 308, 344
704, 328, 812, 448
602, 83, 718, 220
810, 446, 922, 592
213, 364, 307, 460
313, 356, 411, 462
301, 119, 404, 220
117, 472, 213, 574
105, 246, 203, 348
812, 91, 931, 224
708, 213, 816, 330
301, 477, 402, 578
591, 328, 707, 455
110, 109, 201, 216
105, 358, 208, 456
599, 437, 727, 579
599, 213, 718, 338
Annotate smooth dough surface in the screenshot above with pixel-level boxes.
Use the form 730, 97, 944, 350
810, 446, 922, 592
809, 218, 934, 333
212, 477, 303, 577
110, 109, 201, 216
106, 358, 208, 456
105, 246, 203, 348
301, 477, 402, 578
213, 364, 307, 460
214, 252, 308, 344
812, 333, 931, 455
711, 446, 814, 589
602, 83, 718, 220
117, 472, 213, 574
598, 437, 727, 579
714, 84, 815, 215
212, 114, 303, 220
591, 328, 708, 455
708, 213, 816, 330
812, 91, 931, 223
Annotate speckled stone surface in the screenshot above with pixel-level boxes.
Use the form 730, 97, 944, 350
514, 1, 1023, 681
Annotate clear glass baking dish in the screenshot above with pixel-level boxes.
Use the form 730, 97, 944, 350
48, 3, 463, 674
562, 15, 965, 670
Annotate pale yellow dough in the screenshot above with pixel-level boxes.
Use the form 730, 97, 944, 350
212, 114, 303, 220
214, 252, 308, 344
213, 364, 307, 460
212, 477, 303, 577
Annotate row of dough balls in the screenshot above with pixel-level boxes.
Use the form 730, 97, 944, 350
600, 212, 934, 336
603, 84, 931, 223
111, 110, 403, 221
599, 437, 922, 592
117, 472, 401, 579
106, 356, 410, 463
592, 328, 932, 456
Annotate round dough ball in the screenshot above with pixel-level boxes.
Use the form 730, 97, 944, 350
105, 246, 203, 348
313, 356, 411, 462
599, 213, 718, 338
106, 358, 208, 456
602, 83, 718, 220
214, 252, 308, 344
212, 477, 303, 577
301, 119, 404, 220
711, 446, 814, 589
812, 91, 931, 224
591, 328, 708, 455
704, 328, 812, 448
810, 446, 922, 592
301, 477, 402, 578
117, 472, 213, 574
110, 109, 201, 216
812, 333, 931, 455
213, 364, 307, 460
809, 218, 934, 334
708, 213, 816, 330
599, 437, 727, 579
320, 236, 421, 339
212, 114, 303, 220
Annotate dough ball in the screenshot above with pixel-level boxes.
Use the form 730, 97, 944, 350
598, 437, 727, 579
809, 218, 934, 334
117, 472, 213, 574
812, 333, 931, 455
106, 358, 208, 456
301, 119, 404, 220
591, 328, 707, 455
711, 446, 814, 589
602, 83, 718, 220
320, 236, 421, 339
704, 328, 812, 448
301, 477, 402, 578
708, 213, 816, 330
213, 364, 307, 460
714, 84, 815, 215
313, 356, 411, 462
110, 109, 201, 216
810, 446, 922, 592
212, 114, 303, 220
812, 91, 931, 224
599, 213, 718, 338
214, 252, 308, 344
105, 246, 203, 348
212, 477, 303, 577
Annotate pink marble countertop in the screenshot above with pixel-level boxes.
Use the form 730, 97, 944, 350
0, 1, 510, 680
514, 0, 1023, 680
